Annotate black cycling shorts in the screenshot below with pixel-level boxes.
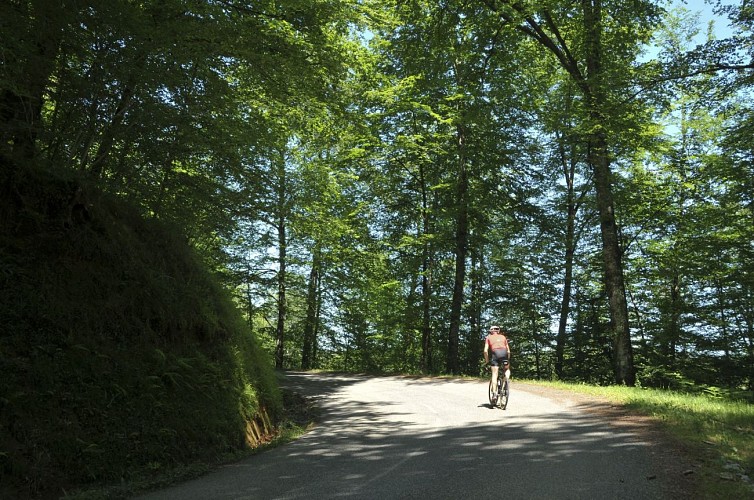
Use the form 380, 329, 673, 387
490, 348, 509, 367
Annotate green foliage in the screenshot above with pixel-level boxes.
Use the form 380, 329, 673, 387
636, 365, 698, 391
0, 168, 280, 498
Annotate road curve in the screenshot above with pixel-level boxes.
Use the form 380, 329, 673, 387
137, 372, 674, 499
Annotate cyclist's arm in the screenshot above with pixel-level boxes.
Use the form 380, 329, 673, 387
483, 339, 490, 364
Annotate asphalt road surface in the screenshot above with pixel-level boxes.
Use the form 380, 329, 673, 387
138, 372, 673, 499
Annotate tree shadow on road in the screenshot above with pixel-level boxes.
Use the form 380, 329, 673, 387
141, 372, 688, 500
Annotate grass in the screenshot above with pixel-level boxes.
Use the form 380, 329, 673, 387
522, 379, 754, 499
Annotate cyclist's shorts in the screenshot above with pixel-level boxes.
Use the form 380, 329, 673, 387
490, 349, 509, 367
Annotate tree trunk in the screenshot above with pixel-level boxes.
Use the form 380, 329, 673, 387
313, 279, 322, 368
666, 273, 681, 361
590, 137, 634, 385
421, 243, 433, 374
274, 156, 287, 370
533, 314, 542, 379
420, 162, 433, 373
556, 137, 580, 379
447, 123, 469, 375
301, 249, 320, 370
468, 245, 483, 372
583, 0, 634, 385
275, 216, 287, 370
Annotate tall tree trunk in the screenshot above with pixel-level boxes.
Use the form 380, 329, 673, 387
665, 273, 681, 361
421, 243, 433, 373
590, 134, 634, 385
420, 162, 433, 373
313, 280, 322, 368
468, 245, 483, 372
744, 306, 754, 392
556, 133, 581, 379
274, 156, 287, 370
583, 0, 634, 385
447, 123, 469, 375
275, 215, 287, 370
555, 238, 573, 375
301, 248, 320, 370
716, 277, 730, 360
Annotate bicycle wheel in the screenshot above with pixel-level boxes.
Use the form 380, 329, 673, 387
499, 378, 509, 410
488, 379, 496, 406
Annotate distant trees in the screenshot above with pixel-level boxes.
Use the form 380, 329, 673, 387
3, 0, 754, 390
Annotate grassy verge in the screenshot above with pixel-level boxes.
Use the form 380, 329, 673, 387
522, 379, 754, 498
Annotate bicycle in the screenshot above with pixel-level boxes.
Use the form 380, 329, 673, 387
488, 366, 510, 410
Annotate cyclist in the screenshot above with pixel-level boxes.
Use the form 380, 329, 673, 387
483, 325, 511, 400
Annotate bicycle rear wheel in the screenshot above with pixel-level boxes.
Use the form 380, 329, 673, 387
499, 379, 509, 410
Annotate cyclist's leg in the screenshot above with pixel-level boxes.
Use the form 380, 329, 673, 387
488, 362, 499, 405
500, 351, 510, 380
490, 353, 499, 395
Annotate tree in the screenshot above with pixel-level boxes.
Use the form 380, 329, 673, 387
479, 0, 664, 384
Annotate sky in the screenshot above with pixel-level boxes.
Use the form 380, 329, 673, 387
680, 0, 737, 41
637, 0, 738, 61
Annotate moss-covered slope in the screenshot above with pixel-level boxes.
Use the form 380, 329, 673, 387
0, 170, 280, 498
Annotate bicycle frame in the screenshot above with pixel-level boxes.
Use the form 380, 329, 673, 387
488, 366, 509, 410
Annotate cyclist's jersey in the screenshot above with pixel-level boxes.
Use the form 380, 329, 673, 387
486, 334, 509, 351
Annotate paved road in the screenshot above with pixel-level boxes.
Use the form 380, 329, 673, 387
138, 372, 672, 499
